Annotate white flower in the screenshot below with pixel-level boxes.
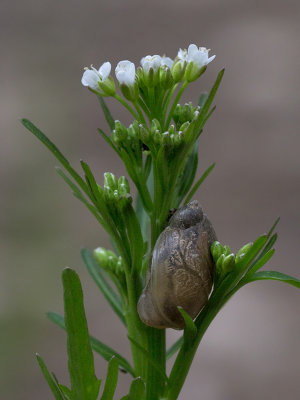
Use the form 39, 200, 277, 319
81, 61, 111, 90
140, 55, 162, 73
115, 60, 136, 86
161, 56, 174, 69
178, 44, 215, 68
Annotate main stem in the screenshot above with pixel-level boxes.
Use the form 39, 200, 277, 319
146, 328, 166, 399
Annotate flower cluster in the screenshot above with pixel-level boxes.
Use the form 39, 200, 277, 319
81, 44, 215, 101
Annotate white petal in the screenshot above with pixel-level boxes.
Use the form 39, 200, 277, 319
187, 44, 198, 58
115, 60, 136, 86
161, 56, 174, 69
206, 55, 216, 64
99, 61, 111, 81
81, 69, 100, 89
177, 48, 187, 61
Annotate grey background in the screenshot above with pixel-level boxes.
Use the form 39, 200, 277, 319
1, 0, 300, 399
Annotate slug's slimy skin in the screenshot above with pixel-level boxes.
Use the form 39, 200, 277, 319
137, 200, 217, 329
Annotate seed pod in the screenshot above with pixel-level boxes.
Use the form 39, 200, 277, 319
137, 200, 217, 329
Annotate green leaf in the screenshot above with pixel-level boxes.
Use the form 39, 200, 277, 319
184, 162, 215, 204
176, 139, 199, 203
21, 119, 89, 196
62, 268, 101, 400
59, 384, 72, 400
245, 270, 300, 289
166, 337, 183, 360
128, 377, 145, 399
81, 248, 126, 325
201, 69, 224, 119
47, 312, 135, 376
100, 357, 119, 400
246, 249, 275, 276
178, 307, 197, 344
235, 235, 267, 272
198, 92, 208, 108
36, 353, 65, 400
128, 336, 168, 383
98, 96, 115, 131
135, 192, 149, 243
98, 128, 120, 156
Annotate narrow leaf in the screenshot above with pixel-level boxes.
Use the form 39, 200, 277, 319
21, 119, 89, 195
47, 312, 134, 376
62, 268, 100, 400
36, 354, 65, 400
235, 235, 267, 272
198, 92, 208, 108
178, 307, 197, 344
128, 377, 145, 399
246, 249, 275, 276
98, 128, 120, 155
128, 336, 168, 383
166, 337, 183, 360
81, 248, 126, 324
201, 69, 224, 118
184, 162, 215, 204
246, 271, 300, 289
98, 96, 115, 131
100, 357, 119, 400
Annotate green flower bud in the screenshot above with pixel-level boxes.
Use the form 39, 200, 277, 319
128, 121, 140, 139
114, 120, 128, 141
171, 60, 186, 82
236, 242, 253, 259
118, 176, 130, 196
216, 254, 225, 274
119, 82, 139, 102
104, 172, 118, 191
159, 66, 174, 89
98, 76, 116, 96
139, 124, 150, 142
211, 241, 224, 262
222, 253, 235, 273
223, 245, 231, 257
94, 247, 118, 271
151, 119, 161, 134
185, 63, 206, 83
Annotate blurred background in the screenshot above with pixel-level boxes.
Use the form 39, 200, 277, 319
1, 0, 300, 398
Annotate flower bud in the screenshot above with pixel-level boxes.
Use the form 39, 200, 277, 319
118, 176, 130, 196
104, 172, 118, 191
211, 241, 224, 262
114, 120, 128, 141
184, 62, 206, 82
159, 66, 174, 89
171, 60, 186, 82
139, 124, 150, 142
94, 247, 118, 271
236, 242, 253, 259
222, 253, 235, 273
128, 121, 140, 139
98, 76, 116, 96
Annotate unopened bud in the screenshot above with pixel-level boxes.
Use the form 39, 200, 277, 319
104, 172, 118, 191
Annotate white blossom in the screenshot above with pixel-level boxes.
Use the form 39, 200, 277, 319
178, 44, 215, 68
161, 56, 174, 69
81, 61, 111, 90
140, 55, 162, 73
115, 60, 136, 86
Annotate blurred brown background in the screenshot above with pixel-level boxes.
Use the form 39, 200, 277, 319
1, 0, 300, 399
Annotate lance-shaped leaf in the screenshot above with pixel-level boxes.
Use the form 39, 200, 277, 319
21, 119, 89, 195
47, 312, 134, 376
178, 307, 197, 345
128, 377, 145, 399
98, 96, 115, 131
100, 357, 119, 400
184, 162, 215, 204
62, 268, 101, 400
81, 248, 126, 325
166, 336, 183, 360
244, 271, 300, 289
36, 353, 66, 400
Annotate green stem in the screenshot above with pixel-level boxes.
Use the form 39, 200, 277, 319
114, 94, 139, 120
133, 101, 147, 125
146, 328, 166, 400
166, 295, 222, 400
165, 81, 188, 129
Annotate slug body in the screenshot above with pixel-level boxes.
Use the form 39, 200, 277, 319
137, 200, 217, 329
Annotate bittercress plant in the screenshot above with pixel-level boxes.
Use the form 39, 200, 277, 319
22, 43, 300, 400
